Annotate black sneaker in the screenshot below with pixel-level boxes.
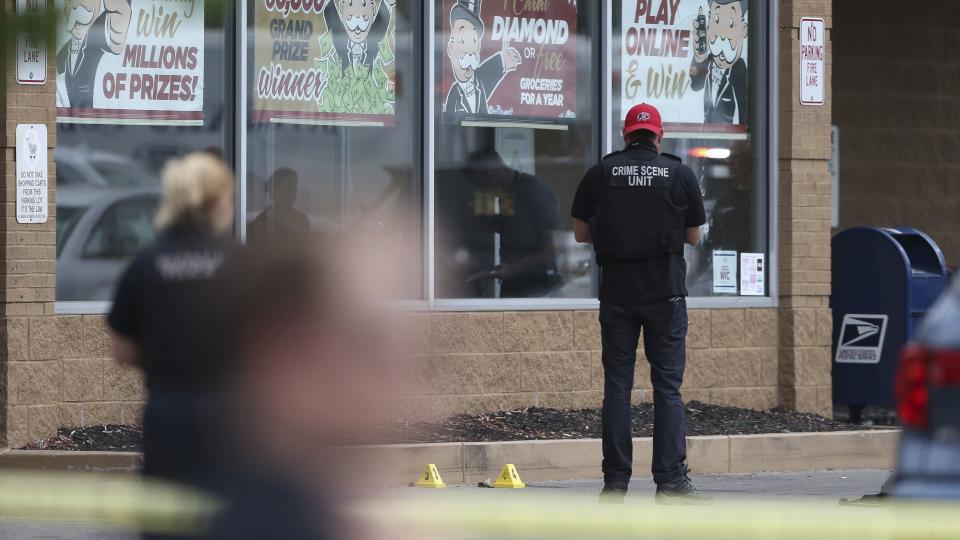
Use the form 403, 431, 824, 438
599, 485, 628, 504
655, 467, 709, 505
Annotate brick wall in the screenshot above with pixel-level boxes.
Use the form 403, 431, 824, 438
1, 0, 60, 447
834, 1, 960, 269
777, 0, 834, 416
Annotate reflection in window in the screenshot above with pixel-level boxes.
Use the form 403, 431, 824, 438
56, 189, 163, 301
83, 196, 160, 259
668, 137, 760, 296
55, 3, 231, 302
56, 207, 85, 257
613, 0, 766, 297
245, 0, 422, 298
459, 149, 564, 298
434, 1, 597, 300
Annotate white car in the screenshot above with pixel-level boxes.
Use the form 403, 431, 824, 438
55, 148, 161, 301
55, 147, 157, 189
56, 187, 160, 301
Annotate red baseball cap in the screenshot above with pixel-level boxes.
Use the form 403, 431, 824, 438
622, 103, 663, 138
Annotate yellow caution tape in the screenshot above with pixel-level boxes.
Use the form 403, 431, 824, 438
4, 470, 960, 539
349, 493, 960, 539
0, 471, 220, 535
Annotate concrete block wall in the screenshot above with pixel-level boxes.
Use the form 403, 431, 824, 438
834, 1, 960, 269
777, 0, 834, 416
2, 316, 144, 446
0, 308, 781, 448
401, 309, 780, 420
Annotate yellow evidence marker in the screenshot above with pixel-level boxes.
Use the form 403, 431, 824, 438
415, 464, 447, 488
491, 464, 526, 489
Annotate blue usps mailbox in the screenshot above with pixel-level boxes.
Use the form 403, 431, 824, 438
832, 227, 948, 410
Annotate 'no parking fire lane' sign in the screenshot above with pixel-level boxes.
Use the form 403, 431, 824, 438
800, 17, 825, 105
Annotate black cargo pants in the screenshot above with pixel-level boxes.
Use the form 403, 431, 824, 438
599, 297, 688, 488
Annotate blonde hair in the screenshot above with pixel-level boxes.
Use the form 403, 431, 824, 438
155, 152, 235, 234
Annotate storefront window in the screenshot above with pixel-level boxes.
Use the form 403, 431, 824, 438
434, 0, 598, 300
53, 1, 773, 308
55, 0, 231, 302
245, 0, 422, 297
612, 0, 769, 297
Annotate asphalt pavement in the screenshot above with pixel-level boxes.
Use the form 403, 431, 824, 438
509, 468, 891, 499
0, 469, 891, 539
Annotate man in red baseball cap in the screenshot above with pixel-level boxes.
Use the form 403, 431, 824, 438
570, 103, 706, 503
622, 103, 664, 139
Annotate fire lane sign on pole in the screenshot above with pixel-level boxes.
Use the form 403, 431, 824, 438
800, 17, 825, 106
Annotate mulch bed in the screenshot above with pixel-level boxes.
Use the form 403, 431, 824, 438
21, 402, 872, 452
22, 424, 143, 452
380, 401, 871, 444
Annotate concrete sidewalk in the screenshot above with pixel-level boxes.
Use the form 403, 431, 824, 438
0, 430, 899, 486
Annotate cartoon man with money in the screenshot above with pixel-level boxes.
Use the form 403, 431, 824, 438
56, 0, 132, 108
323, 0, 391, 78
689, 0, 749, 125
316, 0, 396, 115
443, 0, 522, 122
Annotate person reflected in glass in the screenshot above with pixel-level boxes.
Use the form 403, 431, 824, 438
248, 167, 310, 244
705, 139, 752, 251
464, 148, 563, 297
108, 153, 236, 492
685, 139, 753, 296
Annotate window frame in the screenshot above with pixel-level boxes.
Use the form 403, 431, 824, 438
426, 0, 603, 310
55, 1, 240, 315
427, 0, 779, 311
57, 0, 779, 315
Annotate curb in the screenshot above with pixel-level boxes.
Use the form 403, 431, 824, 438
0, 450, 142, 472
0, 430, 898, 483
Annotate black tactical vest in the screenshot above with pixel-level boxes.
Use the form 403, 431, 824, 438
590, 149, 686, 261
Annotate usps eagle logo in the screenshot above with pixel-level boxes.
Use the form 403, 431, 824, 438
835, 314, 888, 364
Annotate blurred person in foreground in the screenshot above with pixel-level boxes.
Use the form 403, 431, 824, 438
108, 152, 236, 490
200, 240, 406, 540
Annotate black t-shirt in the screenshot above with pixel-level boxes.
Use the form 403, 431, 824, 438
108, 224, 236, 393
497, 172, 563, 297
498, 172, 562, 268
571, 141, 706, 305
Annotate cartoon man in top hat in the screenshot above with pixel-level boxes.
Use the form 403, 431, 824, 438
323, 0, 392, 78
689, 0, 749, 125
56, 0, 132, 108
443, 0, 522, 122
